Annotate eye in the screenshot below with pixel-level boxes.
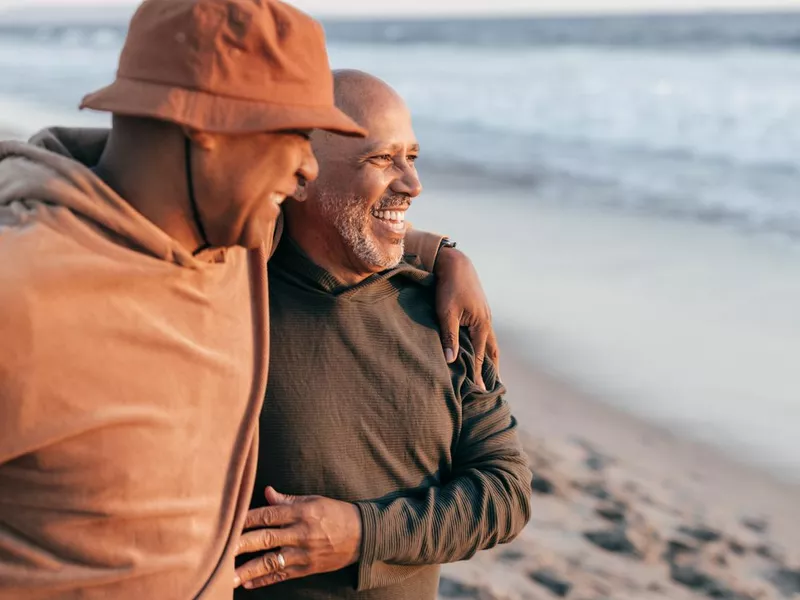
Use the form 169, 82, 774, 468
407, 154, 418, 164
283, 129, 311, 141
371, 154, 393, 163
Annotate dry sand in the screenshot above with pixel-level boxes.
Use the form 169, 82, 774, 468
1, 120, 796, 599
438, 338, 800, 600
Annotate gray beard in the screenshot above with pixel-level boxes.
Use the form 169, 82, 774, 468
317, 191, 404, 270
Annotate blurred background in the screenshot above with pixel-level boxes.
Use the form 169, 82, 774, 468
1, 1, 799, 597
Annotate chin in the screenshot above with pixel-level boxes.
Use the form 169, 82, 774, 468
379, 246, 405, 270
240, 209, 281, 249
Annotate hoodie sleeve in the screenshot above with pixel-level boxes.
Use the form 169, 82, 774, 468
354, 332, 532, 590
404, 228, 445, 273
28, 127, 109, 165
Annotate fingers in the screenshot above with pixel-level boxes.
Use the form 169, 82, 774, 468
243, 504, 297, 531
486, 327, 501, 382
235, 524, 299, 556
264, 486, 298, 506
439, 310, 461, 363
239, 567, 303, 590
234, 547, 306, 589
469, 323, 490, 391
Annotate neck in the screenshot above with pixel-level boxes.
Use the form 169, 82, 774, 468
285, 213, 375, 287
94, 121, 206, 253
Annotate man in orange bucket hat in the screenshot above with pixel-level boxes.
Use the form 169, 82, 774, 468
0, 1, 497, 598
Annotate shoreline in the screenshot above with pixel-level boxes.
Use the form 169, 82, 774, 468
416, 167, 800, 598
498, 333, 800, 546
414, 166, 800, 484
1, 117, 797, 597
438, 338, 800, 599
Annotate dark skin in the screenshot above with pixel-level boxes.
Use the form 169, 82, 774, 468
89, 110, 497, 591
96, 117, 496, 373
94, 115, 318, 252
290, 72, 499, 383
285, 77, 423, 285
233, 70, 500, 590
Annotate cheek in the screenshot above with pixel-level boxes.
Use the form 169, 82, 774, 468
357, 172, 391, 208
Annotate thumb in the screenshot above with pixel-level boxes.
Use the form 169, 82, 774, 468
264, 486, 297, 505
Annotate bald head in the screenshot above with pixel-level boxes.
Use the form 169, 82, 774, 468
309, 70, 411, 161
333, 69, 406, 129
286, 69, 422, 285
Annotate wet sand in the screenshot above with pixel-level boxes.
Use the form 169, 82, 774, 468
437, 346, 800, 599
416, 170, 800, 599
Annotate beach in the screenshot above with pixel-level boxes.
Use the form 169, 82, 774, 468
2, 8, 799, 599
414, 171, 800, 600
436, 355, 800, 600
438, 349, 800, 599
412, 169, 800, 483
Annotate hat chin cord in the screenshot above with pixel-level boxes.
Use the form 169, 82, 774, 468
185, 137, 212, 256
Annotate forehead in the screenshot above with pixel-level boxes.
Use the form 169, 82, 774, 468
356, 94, 417, 150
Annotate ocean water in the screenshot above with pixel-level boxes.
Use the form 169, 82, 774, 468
1, 11, 800, 237
1, 11, 799, 478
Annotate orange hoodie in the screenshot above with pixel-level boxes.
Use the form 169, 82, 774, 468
0, 132, 269, 599
0, 127, 445, 600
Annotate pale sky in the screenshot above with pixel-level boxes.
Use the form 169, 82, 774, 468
1, 0, 799, 16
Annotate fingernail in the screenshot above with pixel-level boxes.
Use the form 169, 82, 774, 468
244, 582, 254, 590
445, 348, 455, 363
233, 577, 241, 588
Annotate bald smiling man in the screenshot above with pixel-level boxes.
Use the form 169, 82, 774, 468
233, 70, 532, 600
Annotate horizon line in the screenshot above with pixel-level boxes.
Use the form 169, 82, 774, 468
2, 4, 800, 22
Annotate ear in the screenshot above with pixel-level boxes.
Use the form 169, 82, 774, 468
183, 128, 218, 151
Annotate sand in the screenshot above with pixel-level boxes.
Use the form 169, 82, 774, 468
435, 347, 800, 600
414, 170, 800, 599
1, 119, 796, 598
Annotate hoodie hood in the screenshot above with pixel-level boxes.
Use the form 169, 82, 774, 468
0, 127, 202, 267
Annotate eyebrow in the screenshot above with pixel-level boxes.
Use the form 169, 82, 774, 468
361, 142, 420, 155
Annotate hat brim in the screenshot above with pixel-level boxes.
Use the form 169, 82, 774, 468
80, 77, 367, 138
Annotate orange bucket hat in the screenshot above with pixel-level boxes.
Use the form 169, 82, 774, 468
80, 0, 366, 137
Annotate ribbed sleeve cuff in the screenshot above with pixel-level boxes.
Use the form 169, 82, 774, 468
355, 501, 381, 591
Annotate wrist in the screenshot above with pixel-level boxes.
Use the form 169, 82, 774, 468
434, 244, 464, 274
349, 502, 363, 564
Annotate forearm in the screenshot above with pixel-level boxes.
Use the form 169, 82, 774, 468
356, 453, 530, 568
356, 353, 531, 586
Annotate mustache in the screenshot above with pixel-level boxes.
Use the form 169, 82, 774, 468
376, 195, 411, 210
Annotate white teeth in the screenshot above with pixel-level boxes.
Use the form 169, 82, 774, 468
372, 209, 407, 223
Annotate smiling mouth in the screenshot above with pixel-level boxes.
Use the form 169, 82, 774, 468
269, 192, 289, 206
371, 208, 407, 233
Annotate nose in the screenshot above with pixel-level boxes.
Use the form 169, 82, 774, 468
296, 143, 319, 184
391, 162, 423, 199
